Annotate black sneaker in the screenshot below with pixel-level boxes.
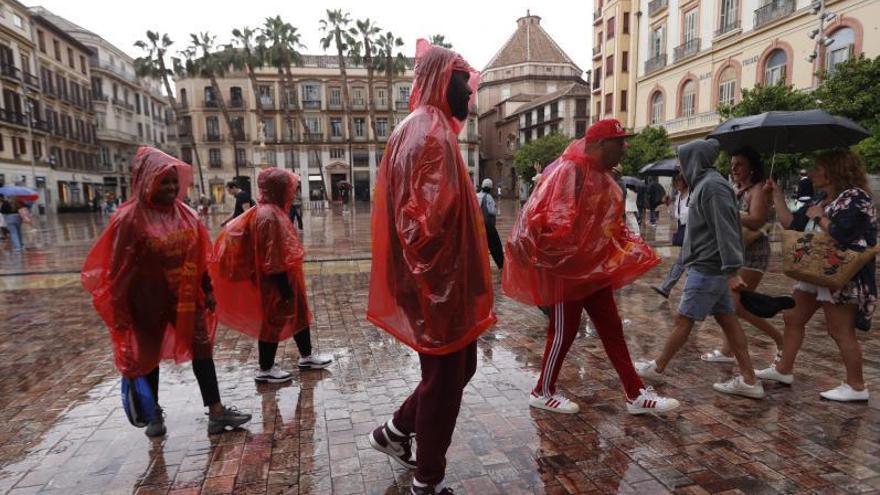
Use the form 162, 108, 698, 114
411, 485, 454, 495
368, 422, 416, 469
651, 285, 670, 299
145, 405, 166, 437
207, 405, 252, 434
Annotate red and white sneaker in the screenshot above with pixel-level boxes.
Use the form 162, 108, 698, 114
626, 386, 680, 415
528, 391, 580, 414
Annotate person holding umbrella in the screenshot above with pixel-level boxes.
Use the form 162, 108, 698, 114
0, 194, 24, 252
757, 150, 875, 402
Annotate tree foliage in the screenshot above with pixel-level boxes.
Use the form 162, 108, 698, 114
428, 34, 452, 48
513, 133, 571, 181
620, 126, 675, 176
815, 55, 880, 171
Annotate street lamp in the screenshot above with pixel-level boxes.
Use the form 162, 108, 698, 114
21, 90, 40, 212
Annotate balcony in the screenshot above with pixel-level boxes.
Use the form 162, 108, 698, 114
467, 132, 479, 143
351, 98, 366, 110
648, 0, 669, 17
674, 38, 701, 63
304, 132, 324, 142
112, 98, 134, 112
231, 132, 249, 142
204, 99, 219, 109
43, 85, 56, 98
376, 98, 388, 109
715, 18, 741, 38
593, 10, 602, 23
204, 133, 224, 143
328, 100, 343, 111
395, 100, 409, 110
644, 54, 667, 74
259, 99, 275, 110
228, 98, 245, 109
302, 100, 321, 110
0, 109, 27, 126
32, 120, 52, 133
329, 133, 344, 142
93, 94, 109, 103
0, 63, 21, 82
592, 46, 602, 60
23, 72, 40, 89
659, 111, 721, 135
754, 0, 795, 29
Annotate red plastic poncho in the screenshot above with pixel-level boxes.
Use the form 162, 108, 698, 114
502, 138, 660, 306
367, 40, 495, 355
209, 168, 310, 343
81, 147, 216, 378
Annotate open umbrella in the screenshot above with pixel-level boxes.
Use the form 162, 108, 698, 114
0, 186, 39, 202
708, 110, 870, 155
639, 158, 678, 177
620, 176, 645, 190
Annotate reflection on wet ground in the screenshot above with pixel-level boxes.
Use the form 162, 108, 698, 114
1, 202, 878, 494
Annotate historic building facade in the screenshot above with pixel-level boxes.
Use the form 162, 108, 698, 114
592, 0, 640, 127
174, 57, 479, 206
633, 0, 879, 143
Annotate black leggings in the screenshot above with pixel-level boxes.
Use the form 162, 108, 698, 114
258, 327, 313, 370
145, 359, 220, 408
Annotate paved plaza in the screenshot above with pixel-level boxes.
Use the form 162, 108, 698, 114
1, 201, 879, 495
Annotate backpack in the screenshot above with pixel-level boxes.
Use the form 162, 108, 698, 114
121, 376, 158, 427
480, 194, 496, 228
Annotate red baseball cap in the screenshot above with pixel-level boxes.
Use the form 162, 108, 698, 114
585, 119, 634, 143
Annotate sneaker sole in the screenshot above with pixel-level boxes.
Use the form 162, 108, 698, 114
755, 371, 793, 385
701, 355, 736, 363
367, 432, 416, 469
627, 402, 680, 415
298, 361, 333, 370
819, 394, 869, 402
207, 417, 252, 435
528, 399, 580, 414
255, 375, 294, 383
712, 385, 765, 399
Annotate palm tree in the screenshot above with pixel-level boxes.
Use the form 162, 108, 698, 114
134, 31, 206, 194
374, 31, 409, 132
350, 19, 382, 142
260, 15, 329, 200
319, 9, 356, 172
228, 27, 266, 144
184, 32, 243, 178
429, 34, 453, 48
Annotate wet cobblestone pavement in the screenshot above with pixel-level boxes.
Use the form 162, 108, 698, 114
1, 202, 878, 494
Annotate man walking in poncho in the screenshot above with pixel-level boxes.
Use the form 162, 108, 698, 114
366, 40, 496, 495
503, 119, 680, 415
210, 168, 332, 384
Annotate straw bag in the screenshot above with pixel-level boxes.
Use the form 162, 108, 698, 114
782, 229, 878, 290
742, 225, 767, 247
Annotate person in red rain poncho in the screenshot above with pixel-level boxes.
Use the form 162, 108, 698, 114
503, 119, 681, 416
210, 168, 332, 384
81, 147, 251, 437
366, 40, 495, 495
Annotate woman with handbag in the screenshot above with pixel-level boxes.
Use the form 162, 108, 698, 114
757, 150, 875, 401
701, 147, 785, 363
652, 173, 688, 297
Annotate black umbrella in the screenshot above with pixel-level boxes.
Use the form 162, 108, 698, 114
639, 158, 678, 177
620, 176, 645, 190
708, 110, 870, 155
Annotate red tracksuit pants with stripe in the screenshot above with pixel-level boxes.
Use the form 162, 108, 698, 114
534, 286, 644, 400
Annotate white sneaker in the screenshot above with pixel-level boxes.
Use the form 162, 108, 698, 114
755, 366, 794, 385
255, 365, 294, 383
820, 383, 869, 402
626, 386, 680, 415
634, 360, 665, 383
298, 353, 333, 369
701, 349, 736, 363
713, 375, 765, 399
584, 324, 598, 338
528, 392, 580, 414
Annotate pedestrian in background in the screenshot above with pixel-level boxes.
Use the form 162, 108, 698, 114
1, 194, 23, 252
652, 172, 689, 298
477, 178, 504, 269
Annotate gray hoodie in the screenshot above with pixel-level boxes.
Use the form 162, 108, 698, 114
679, 139, 744, 275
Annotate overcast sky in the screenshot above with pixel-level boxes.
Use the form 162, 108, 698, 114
27, 0, 594, 76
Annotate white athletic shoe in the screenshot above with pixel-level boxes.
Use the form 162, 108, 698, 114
528, 392, 580, 414
634, 360, 665, 383
713, 375, 765, 399
626, 386, 680, 415
254, 365, 294, 383
820, 383, 869, 402
298, 353, 334, 369
700, 349, 736, 363
755, 366, 794, 385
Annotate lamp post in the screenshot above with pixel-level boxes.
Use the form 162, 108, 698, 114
21, 91, 41, 213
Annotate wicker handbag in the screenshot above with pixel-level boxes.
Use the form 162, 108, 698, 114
782, 229, 878, 290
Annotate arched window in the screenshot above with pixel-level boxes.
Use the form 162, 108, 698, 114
826, 27, 855, 73
680, 80, 696, 117
764, 49, 787, 85
718, 66, 737, 107
650, 91, 664, 125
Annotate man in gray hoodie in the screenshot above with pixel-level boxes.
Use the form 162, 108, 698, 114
635, 138, 765, 399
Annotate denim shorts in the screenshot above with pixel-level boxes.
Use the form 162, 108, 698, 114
678, 268, 735, 321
